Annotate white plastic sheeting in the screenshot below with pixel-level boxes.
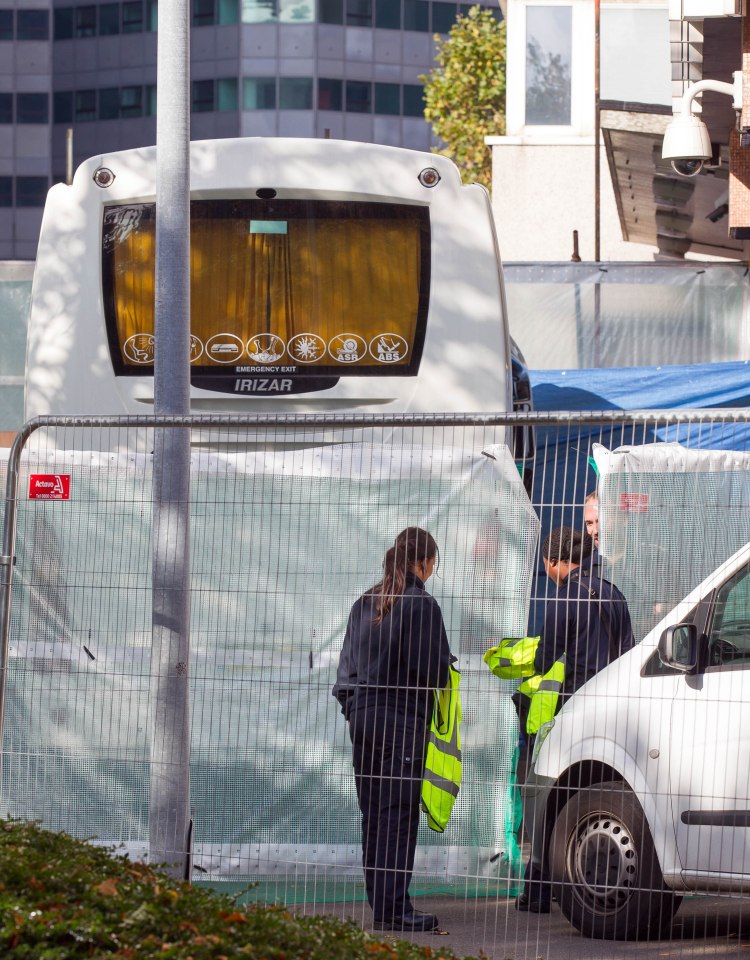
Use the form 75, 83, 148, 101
593, 441, 750, 641
505, 262, 750, 371
0, 438, 539, 890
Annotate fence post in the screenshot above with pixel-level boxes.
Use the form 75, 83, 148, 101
151, 0, 192, 878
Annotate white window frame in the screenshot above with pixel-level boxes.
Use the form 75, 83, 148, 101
505, 0, 595, 139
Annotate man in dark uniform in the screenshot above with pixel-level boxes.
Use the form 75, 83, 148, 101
517, 526, 634, 912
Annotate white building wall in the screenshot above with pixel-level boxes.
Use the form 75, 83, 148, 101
489, 0, 668, 261
489, 139, 659, 260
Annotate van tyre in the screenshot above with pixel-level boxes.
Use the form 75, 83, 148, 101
548, 782, 681, 940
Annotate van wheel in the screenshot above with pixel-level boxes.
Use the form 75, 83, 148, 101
548, 781, 681, 940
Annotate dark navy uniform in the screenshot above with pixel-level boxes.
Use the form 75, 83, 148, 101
333, 571, 451, 922
534, 568, 634, 701
522, 566, 634, 908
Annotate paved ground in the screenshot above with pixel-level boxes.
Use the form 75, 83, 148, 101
298, 894, 750, 959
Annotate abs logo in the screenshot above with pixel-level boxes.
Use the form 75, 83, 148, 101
369, 333, 408, 364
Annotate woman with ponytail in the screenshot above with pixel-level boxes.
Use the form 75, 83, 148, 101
333, 527, 452, 931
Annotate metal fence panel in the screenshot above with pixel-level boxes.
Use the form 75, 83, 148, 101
4, 410, 750, 954
0, 418, 538, 904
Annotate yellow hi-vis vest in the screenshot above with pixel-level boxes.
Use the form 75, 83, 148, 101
484, 638, 566, 735
421, 664, 461, 833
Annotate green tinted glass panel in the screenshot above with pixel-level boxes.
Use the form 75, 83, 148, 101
99, 88, 121, 120
375, 83, 399, 115
403, 0, 428, 30
318, 0, 343, 21
217, 78, 239, 111
402, 83, 424, 117
375, 0, 400, 28
346, 80, 371, 114
54, 8, 74, 39
279, 78, 312, 110
0, 94, 12, 125
431, 1, 457, 33
17, 93, 49, 124
99, 4, 120, 34
243, 77, 276, 110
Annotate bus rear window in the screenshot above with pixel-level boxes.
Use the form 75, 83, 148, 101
101, 199, 430, 380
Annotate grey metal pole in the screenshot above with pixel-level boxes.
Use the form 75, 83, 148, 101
151, 0, 192, 879
65, 128, 74, 185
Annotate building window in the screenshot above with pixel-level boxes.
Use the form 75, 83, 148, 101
243, 77, 276, 109
375, 82, 399, 115
0, 93, 12, 124
146, 84, 157, 115
318, 78, 342, 111
346, 80, 372, 114
319, 0, 342, 22
122, 1, 144, 32
75, 89, 97, 121
403, 0, 428, 31
192, 79, 215, 112
99, 87, 121, 119
375, 0, 399, 29
431, 1, 457, 34
54, 7, 75, 40
54, 91, 74, 123
217, 78, 238, 111
147, 0, 159, 30
279, 77, 312, 110
218, 0, 240, 22
346, 0, 371, 26
279, 0, 312, 21
98, 3, 120, 34
525, 5, 572, 125
193, 0, 216, 25
75, 6, 97, 38
0, 177, 11, 207
121, 85, 144, 117
17, 9, 50, 40
16, 176, 48, 208
0, 10, 12, 41
402, 83, 424, 117
242, 0, 277, 22
16, 93, 49, 124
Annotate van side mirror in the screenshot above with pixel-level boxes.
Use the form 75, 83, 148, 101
658, 623, 698, 673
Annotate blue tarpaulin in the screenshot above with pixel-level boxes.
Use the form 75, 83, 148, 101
531, 360, 750, 414
526, 361, 750, 634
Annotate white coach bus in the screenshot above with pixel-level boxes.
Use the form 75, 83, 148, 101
25, 137, 518, 421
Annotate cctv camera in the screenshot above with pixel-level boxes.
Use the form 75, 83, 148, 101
670, 157, 705, 177
706, 202, 729, 223
661, 113, 712, 178
706, 190, 729, 223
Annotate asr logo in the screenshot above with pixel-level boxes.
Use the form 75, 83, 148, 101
329, 334, 366, 364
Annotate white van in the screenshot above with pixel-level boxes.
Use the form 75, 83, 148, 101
525, 540, 750, 940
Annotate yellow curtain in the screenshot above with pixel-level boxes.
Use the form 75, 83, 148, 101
113, 213, 422, 369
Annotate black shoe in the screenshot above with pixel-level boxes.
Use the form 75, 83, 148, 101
514, 893, 551, 914
373, 909, 439, 931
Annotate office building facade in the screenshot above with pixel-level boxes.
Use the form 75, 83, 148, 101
0, 0, 501, 259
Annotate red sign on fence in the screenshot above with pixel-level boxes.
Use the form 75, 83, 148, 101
619, 492, 649, 513
28, 474, 71, 500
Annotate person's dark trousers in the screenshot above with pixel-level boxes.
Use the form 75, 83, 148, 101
522, 853, 552, 906
349, 707, 425, 922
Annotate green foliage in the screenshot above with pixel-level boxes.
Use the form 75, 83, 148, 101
421, 6, 506, 190
0, 819, 485, 959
